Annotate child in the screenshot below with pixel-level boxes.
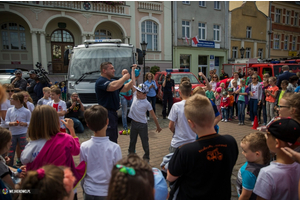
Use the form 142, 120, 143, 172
232, 80, 239, 119
265, 77, 279, 123
168, 81, 195, 153
37, 87, 52, 105
249, 74, 262, 125
236, 79, 249, 125
60, 81, 67, 101
220, 82, 226, 93
47, 87, 67, 132
253, 118, 300, 200
214, 87, 222, 115
258, 80, 269, 125
220, 91, 230, 122
20, 105, 86, 189
167, 94, 238, 199
0, 128, 26, 200
21, 165, 76, 200
227, 88, 235, 121
107, 154, 155, 200
128, 66, 162, 162
22, 91, 35, 113
236, 132, 270, 200
0, 84, 14, 127
5, 93, 31, 166
275, 80, 289, 110
80, 105, 122, 199
205, 87, 215, 102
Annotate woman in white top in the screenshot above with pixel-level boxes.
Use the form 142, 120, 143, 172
229, 72, 240, 88
209, 74, 220, 91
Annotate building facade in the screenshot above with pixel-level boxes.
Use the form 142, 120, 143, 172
0, 1, 172, 74
172, 1, 229, 77
229, 2, 269, 62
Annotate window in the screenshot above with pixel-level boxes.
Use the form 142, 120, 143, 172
245, 48, 251, 58
286, 11, 290, 24
182, 21, 190, 38
213, 25, 220, 41
292, 37, 296, 50
1, 22, 26, 50
295, 13, 298, 26
182, 1, 190, 4
199, 1, 206, 7
284, 35, 288, 50
51, 30, 73, 42
214, 1, 221, 10
232, 47, 237, 59
180, 54, 191, 68
141, 20, 158, 51
274, 34, 280, 49
258, 48, 263, 58
94, 29, 112, 39
275, 9, 281, 23
198, 23, 206, 40
246, 27, 252, 38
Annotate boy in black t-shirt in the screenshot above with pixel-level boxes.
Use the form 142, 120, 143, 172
167, 94, 239, 200
65, 92, 85, 133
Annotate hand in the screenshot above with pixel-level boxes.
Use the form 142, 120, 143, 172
27, 83, 30, 87
49, 82, 53, 85
62, 118, 74, 130
123, 73, 130, 81
19, 122, 27, 126
281, 147, 300, 163
258, 101, 261, 106
10, 122, 19, 126
198, 72, 205, 77
71, 102, 76, 107
4, 156, 10, 165
131, 64, 137, 69
250, 92, 254, 97
19, 165, 27, 178
156, 126, 162, 133
77, 98, 81, 103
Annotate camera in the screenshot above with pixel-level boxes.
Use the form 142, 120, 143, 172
35, 62, 51, 84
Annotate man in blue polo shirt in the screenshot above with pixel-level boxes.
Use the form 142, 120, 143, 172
95, 62, 133, 143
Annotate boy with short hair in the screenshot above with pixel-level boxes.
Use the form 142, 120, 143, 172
37, 87, 51, 105
236, 132, 270, 200
80, 105, 122, 199
128, 66, 162, 162
253, 118, 300, 200
168, 81, 195, 153
47, 87, 67, 132
167, 94, 238, 200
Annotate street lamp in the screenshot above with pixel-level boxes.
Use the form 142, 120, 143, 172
240, 47, 245, 59
140, 41, 148, 82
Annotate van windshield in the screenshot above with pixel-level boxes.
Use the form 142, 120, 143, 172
274, 65, 300, 77
68, 46, 133, 81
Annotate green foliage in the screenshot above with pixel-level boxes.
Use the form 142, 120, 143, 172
150, 65, 160, 75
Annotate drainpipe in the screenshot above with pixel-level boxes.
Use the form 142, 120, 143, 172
269, 1, 272, 59
171, 2, 174, 68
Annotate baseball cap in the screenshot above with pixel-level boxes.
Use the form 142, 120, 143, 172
28, 70, 36, 74
152, 168, 168, 200
267, 117, 300, 144
228, 88, 233, 92
15, 69, 22, 74
134, 83, 149, 93
222, 91, 227, 96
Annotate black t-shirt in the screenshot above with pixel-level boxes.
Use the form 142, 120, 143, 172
220, 73, 229, 80
95, 76, 124, 111
65, 101, 81, 118
163, 79, 174, 93
168, 134, 238, 200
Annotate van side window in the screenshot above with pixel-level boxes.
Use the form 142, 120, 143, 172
262, 68, 272, 76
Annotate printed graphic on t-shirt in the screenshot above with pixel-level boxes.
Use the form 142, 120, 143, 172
53, 103, 58, 111
198, 144, 228, 161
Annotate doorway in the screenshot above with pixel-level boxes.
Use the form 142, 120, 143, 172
51, 29, 74, 73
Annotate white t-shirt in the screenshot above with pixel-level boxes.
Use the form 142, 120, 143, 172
37, 97, 52, 106
168, 100, 196, 148
229, 78, 240, 88
253, 161, 300, 200
210, 81, 217, 91
21, 139, 47, 164
47, 100, 67, 128
26, 101, 35, 113
5, 106, 31, 135
128, 91, 152, 124
0, 99, 13, 111
250, 83, 260, 100
80, 136, 122, 196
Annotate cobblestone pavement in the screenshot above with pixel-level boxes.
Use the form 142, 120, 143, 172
74, 102, 254, 200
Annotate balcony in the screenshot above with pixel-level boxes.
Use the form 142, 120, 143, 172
138, 1, 163, 14
10, 1, 129, 15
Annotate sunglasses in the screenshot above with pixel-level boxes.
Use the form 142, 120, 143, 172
6, 90, 14, 93
252, 78, 257, 79
277, 105, 289, 109
213, 77, 217, 78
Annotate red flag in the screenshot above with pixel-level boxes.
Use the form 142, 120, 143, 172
185, 36, 189, 44
192, 36, 198, 46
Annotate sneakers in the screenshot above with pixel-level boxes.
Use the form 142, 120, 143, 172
251, 121, 254, 125
228, 118, 232, 122
238, 122, 241, 125
147, 117, 150, 121
234, 116, 238, 120
225, 119, 228, 123
221, 119, 225, 122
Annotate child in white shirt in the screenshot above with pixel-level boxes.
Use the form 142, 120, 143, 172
22, 91, 34, 113
128, 65, 161, 162
0, 84, 14, 128
37, 87, 52, 105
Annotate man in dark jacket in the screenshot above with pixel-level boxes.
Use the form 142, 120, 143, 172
220, 69, 229, 80
276, 65, 296, 89
26, 70, 38, 104
10, 70, 27, 91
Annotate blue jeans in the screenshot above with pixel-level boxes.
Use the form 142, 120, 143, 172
258, 103, 267, 124
249, 99, 258, 122
120, 96, 132, 129
69, 117, 84, 133
238, 101, 246, 123
221, 108, 228, 120
146, 96, 156, 117
228, 106, 233, 119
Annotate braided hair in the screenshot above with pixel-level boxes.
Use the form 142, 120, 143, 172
107, 154, 154, 200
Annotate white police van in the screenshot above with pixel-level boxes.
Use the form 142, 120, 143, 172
67, 39, 137, 117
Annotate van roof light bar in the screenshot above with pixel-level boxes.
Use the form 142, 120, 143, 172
84, 39, 122, 44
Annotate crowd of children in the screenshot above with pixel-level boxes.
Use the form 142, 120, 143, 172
1, 67, 300, 200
